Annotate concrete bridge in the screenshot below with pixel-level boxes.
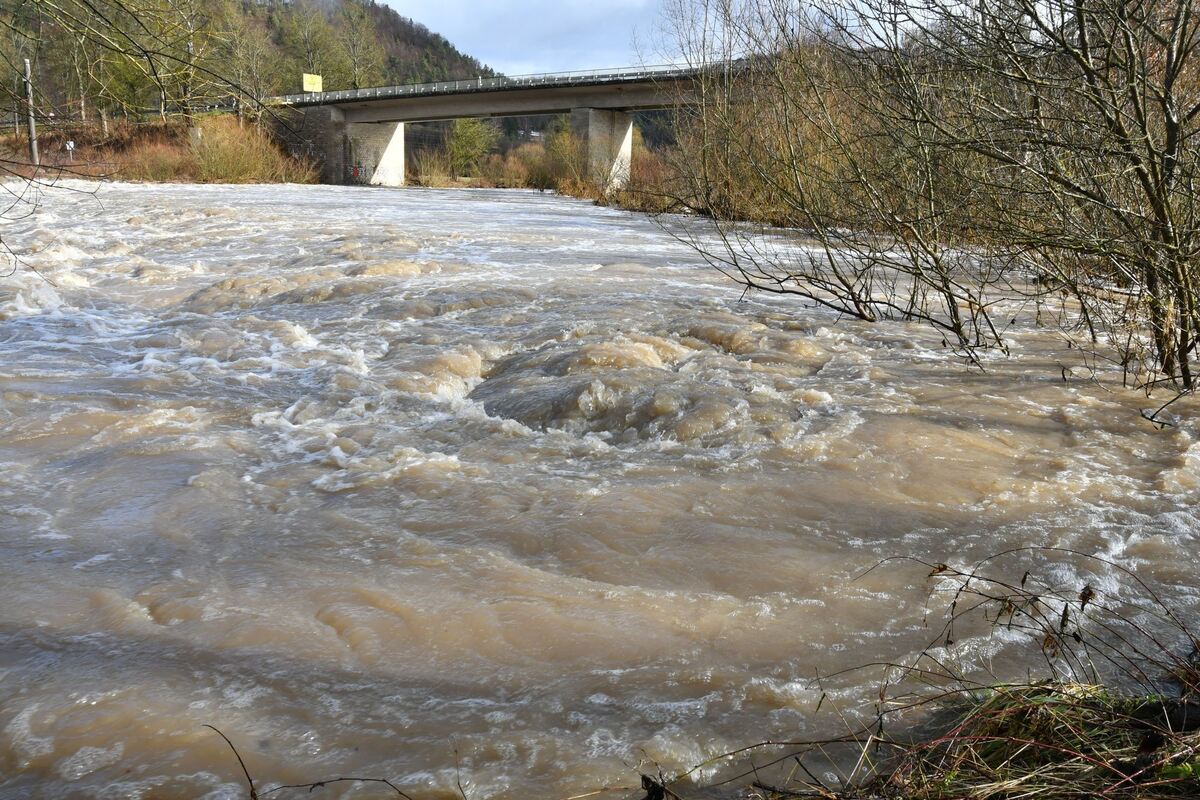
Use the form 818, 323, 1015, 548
274, 65, 700, 190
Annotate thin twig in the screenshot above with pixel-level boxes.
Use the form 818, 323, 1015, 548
204, 725, 257, 800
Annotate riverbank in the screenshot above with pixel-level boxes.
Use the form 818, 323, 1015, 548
405, 133, 680, 214
738, 682, 1200, 800
0, 116, 316, 184
613, 547, 1200, 800
1, 117, 678, 214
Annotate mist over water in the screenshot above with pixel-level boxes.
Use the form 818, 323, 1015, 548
0, 183, 1197, 798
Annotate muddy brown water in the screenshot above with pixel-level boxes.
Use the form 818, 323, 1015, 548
0, 184, 1197, 798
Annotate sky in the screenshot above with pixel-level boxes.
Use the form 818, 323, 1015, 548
383, 1, 671, 76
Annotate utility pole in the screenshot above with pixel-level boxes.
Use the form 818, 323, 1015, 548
183, 37, 194, 126
23, 58, 39, 166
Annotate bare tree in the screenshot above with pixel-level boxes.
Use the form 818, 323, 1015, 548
280, 0, 349, 90
662, 0, 1200, 390
338, 0, 385, 90
221, 18, 277, 122
659, 1, 1010, 361
0, 0, 263, 261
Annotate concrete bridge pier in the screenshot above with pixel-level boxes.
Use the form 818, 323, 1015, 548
323, 109, 406, 186
313, 106, 633, 190
571, 108, 634, 191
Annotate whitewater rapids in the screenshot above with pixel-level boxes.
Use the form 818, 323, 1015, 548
0, 183, 1197, 798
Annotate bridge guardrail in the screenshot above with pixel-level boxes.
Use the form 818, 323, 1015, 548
270, 63, 706, 108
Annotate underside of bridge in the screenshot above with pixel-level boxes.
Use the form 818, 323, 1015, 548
299, 76, 686, 191
320, 110, 634, 191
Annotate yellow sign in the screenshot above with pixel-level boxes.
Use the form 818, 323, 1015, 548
302, 73, 323, 93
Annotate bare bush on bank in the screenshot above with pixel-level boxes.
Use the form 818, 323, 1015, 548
659, 0, 1200, 391
409, 121, 621, 200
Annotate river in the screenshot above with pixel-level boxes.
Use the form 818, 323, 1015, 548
0, 183, 1197, 798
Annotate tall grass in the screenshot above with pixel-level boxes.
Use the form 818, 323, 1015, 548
20, 116, 321, 184
408, 146, 455, 187
121, 140, 195, 182
190, 118, 315, 183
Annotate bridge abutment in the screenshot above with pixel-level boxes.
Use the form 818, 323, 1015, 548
321, 109, 406, 186
571, 108, 633, 191
351, 121, 406, 186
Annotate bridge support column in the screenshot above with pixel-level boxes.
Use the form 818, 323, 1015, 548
348, 121, 406, 186
571, 108, 633, 192
322, 109, 406, 186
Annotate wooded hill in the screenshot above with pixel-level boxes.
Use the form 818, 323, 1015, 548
2, 0, 492, 122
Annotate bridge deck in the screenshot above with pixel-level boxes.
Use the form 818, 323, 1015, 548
272, 64, 701, 109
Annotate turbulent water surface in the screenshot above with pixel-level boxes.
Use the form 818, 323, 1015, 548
0, 183, 1198, 799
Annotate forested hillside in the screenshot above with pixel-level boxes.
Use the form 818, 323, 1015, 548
2, 0, 491, 122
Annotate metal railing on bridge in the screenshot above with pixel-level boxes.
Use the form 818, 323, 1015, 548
271, 64, 703, 108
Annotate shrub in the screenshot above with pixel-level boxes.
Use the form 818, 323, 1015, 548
110, 117, 313, 183
191, 117, 315, 183
120, 140, 196, 182
408, 146, 454, 186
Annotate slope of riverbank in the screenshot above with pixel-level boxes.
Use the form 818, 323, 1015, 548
0, 116, 316, 184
